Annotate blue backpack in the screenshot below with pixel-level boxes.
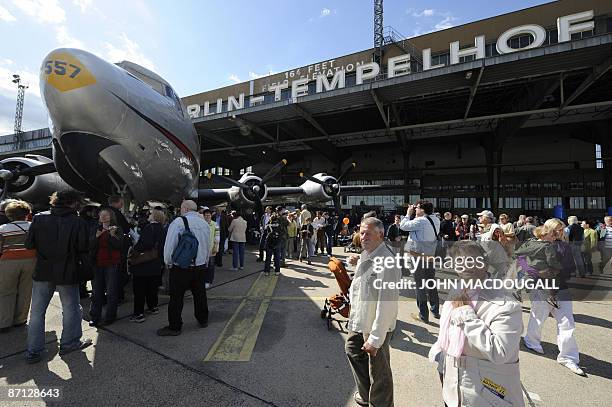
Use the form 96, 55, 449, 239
171, 216, 199, 268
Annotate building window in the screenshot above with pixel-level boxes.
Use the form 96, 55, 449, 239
568, 182, 583, 190
570, 197, 584, 209
586, 181, 604, 190
543, 197, 562, 209
454, 198, 468, 208
438, 198, 451, 209
587, 197, 605, 210
525, 198, 541, 210
543, 183, 560, 191
596, 144, 603, 169
504, 197, 522, 209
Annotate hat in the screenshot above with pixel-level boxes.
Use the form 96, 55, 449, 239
461, 214, 469, 219
476, 210, 495, 220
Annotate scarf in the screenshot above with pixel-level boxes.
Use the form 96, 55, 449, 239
438, 292, 478, 358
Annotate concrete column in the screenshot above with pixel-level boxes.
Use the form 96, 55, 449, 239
599, 122, 612, 213
484, 135, 502, 214
402, 148, 411, 204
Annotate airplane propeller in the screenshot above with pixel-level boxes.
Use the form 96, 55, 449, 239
299, 162, 356, 216
0, 162, 57, 201
206, 159, 287, 219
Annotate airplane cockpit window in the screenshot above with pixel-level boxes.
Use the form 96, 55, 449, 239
164, 85, 186, 117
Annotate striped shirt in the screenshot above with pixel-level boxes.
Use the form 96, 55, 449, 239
605, 226, 612, 249
0, 221, 35, 259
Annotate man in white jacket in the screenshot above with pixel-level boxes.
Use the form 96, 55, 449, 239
345, 217, 401, 407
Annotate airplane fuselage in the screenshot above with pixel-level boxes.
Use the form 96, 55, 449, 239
41, 48, 200, 205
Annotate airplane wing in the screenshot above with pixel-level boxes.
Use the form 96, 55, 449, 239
197, 188, 232, 202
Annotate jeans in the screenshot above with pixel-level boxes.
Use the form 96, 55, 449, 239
232, 242, 245, 268
205, 256, 216, 283
27, 281, 83, 356
278, 238, 287, 263
215, 237, 226, 266
414, 265, 439, 321
168, 266, 208, 330
326, 233, 334, 255
90, 265, 120, 322
264, 243, 282, 273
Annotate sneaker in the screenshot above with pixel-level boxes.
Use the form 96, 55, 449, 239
432, 313, 441, 320
353, 391, 368, 406
129, 314, 146, 323
205, 283, 211, 289
561, 362, 586, 376
147, 307, 160, 315
239, 266, 244, 270
89, 320, 100, 327
59, 338, 93, 356
274, 271, 280, 276
157, 326, 181, 336
264, 272, 270, 276
522, 338, 544, 354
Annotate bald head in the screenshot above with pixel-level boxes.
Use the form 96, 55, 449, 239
181, 200, 198, 214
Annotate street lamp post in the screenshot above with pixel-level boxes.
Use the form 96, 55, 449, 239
12, 74, 28, 150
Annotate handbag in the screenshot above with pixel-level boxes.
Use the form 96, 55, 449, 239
128, 245, 159, 265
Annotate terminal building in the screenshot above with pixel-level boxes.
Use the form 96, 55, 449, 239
2, 0, 612, 219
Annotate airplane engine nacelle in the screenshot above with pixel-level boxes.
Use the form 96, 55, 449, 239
0, 155, 76, 210
300, 173, 337, 201
228, 173, 268, 206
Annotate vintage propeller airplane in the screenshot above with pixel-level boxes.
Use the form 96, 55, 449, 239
0, 48, 382, 212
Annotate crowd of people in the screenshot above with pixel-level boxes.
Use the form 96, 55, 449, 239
344, 200, 611, 406
1, 192, 609, 405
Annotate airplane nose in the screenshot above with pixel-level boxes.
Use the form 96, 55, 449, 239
40, 49, 97, 94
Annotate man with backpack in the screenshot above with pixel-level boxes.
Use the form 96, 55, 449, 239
400, 200, 441, 323
158, 200, 210, 336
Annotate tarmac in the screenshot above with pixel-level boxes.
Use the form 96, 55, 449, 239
0, 246, 611, 406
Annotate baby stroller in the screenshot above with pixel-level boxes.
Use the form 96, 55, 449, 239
343, 232, 362, 253
320, 257, 352, 331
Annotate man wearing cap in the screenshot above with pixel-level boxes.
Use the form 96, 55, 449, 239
475, 210, 499, 241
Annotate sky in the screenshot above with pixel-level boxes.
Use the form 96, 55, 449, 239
0, 0, 553, 136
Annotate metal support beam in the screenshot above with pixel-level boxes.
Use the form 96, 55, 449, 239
464, 63, 484, 119
229, 115, 276, 142
561, 54, 612, 108
292, 104, 329, 137
371, 89, 389, 130
279, 121, 340, 164
493, 78, 561, 150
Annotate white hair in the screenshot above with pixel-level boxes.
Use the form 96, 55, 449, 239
567, 215, 578, 225
360, 216, 384, 233
181, 200, 198, 212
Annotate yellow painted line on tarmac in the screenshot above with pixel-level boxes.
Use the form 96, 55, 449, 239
204, 273, 278, 362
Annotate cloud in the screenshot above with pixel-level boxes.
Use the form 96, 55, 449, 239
0, 60, 48, 136
409, 8, 435, 17
228, 74, 241, 84
73, 0, 93, 13
320, 8, 331, 18
11, 0, 66, 24
0, 5, 17, 22
55, 26, 84, 48
104, 33, 156, 71
435, 16, 455, 30
248, 70, 277, 80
